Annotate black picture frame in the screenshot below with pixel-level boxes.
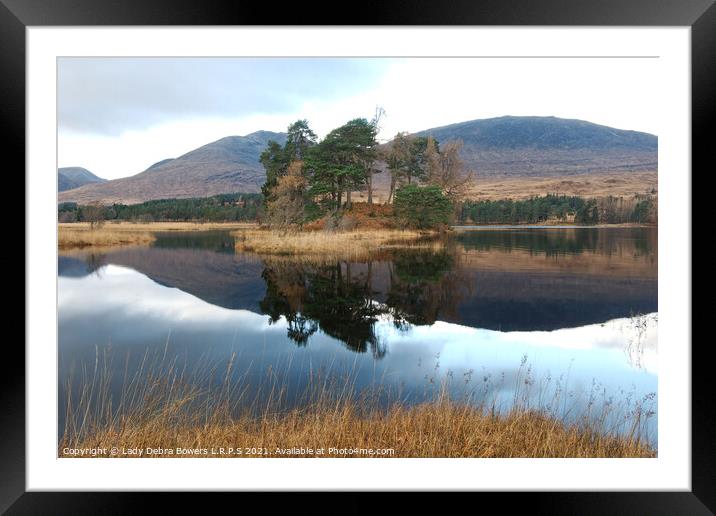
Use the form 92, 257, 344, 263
5, 0, 709, 511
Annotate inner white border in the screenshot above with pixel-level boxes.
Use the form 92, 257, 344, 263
27, 27, 691, 491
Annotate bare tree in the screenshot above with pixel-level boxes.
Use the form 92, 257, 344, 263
367, 106, 386, 206
425, 138, 473, 205
82, 201, 105, 229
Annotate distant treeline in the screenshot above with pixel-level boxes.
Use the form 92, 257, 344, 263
58, 192, 657, 225
459, 194, 657, 225
58, 193, 263, 223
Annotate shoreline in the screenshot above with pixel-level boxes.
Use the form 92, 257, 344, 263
58, 221, 257, 249
452, 223, 657, 230
58, 221, 656, 251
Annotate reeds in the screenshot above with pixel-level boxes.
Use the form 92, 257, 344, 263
59, 345, 656, 458
58, 222, 256, 249
58, 225, 156, 249
233, 228, 442, 260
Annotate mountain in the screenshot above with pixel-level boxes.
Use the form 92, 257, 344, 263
145, 158, 176, 171
58, 167, 106, 192
413, 116, 657, 177
58, 118, 656, 205
58, 131, 286, 204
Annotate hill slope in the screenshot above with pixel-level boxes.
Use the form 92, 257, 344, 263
414, 116, 657, 177
59, 131, 286, 204
59, 117, 656, 205
58, 167, 106, 192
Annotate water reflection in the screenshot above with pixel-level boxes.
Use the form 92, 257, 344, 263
58, 227, 658, 442
456, 226, 657, 258
59, 228, 657, 333
258, 249, 467, 355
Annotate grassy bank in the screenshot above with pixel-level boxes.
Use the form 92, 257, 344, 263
59, 348, 655, 459
233, 228, 441, 260
59, 397, 654, 458
58, 221, 256, 249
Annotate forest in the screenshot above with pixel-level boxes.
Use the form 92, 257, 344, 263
57, 193, 262, 223
459, 194, 657, 225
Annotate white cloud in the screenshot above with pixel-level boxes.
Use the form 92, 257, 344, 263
58, 57, 659, 180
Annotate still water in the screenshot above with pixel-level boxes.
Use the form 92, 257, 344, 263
58, 227, 658, 443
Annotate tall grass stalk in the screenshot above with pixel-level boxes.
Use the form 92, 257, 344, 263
59, 345, 655, 458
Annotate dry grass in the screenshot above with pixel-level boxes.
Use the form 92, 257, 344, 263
233, 228, 441, 260
464, 172, 658, 201
59, 397, 654, 458
367, 171, 657, 203
58, 222, 257, 249
59, 348, 655, 459
58, 225, 156, 249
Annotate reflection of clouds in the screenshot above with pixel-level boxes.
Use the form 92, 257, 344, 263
618, 313, 658, 370
59, 265, 658, 443
376, 316, 658, 375
59, 264, 276, 330
59, 265, 657, 380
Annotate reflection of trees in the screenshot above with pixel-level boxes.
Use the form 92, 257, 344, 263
260, 260, 383, 355
386, 249, 462, 327
258, 249, 468, 356
456, 227, 657, 259
152, 230, 236, 253
301, 263, 385, 355
259, 265, 318, 346
84, 253, 108, 275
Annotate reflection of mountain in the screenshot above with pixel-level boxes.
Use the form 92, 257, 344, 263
58, 256, 93, 277
258, 250, 656, 338
58, 228, 657, 337
60, 247, 266, 312
58, 254, 108, 277
451, 269, 655, 331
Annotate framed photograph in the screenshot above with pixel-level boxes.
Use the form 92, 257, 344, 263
7, 0, 710, 510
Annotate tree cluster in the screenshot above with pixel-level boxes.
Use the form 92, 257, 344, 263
260, 117, 471, 229
261, 118, 380, 227
393, 185, 453, 229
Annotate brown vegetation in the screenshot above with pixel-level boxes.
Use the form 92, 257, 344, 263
59, 350, 655, 459
425, 138, 473, 203
58, 222, 257, 249
60, 398, 654, 458
464, 171, 658, 202
59, 225, 156, 249
234, 227, 439, 260
263, 161, 308, 228
303, 202, 397, 231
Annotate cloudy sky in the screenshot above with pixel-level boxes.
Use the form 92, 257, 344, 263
58, 57, 660, 180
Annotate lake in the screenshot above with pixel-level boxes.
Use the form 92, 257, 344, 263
58, 227, 658, 444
